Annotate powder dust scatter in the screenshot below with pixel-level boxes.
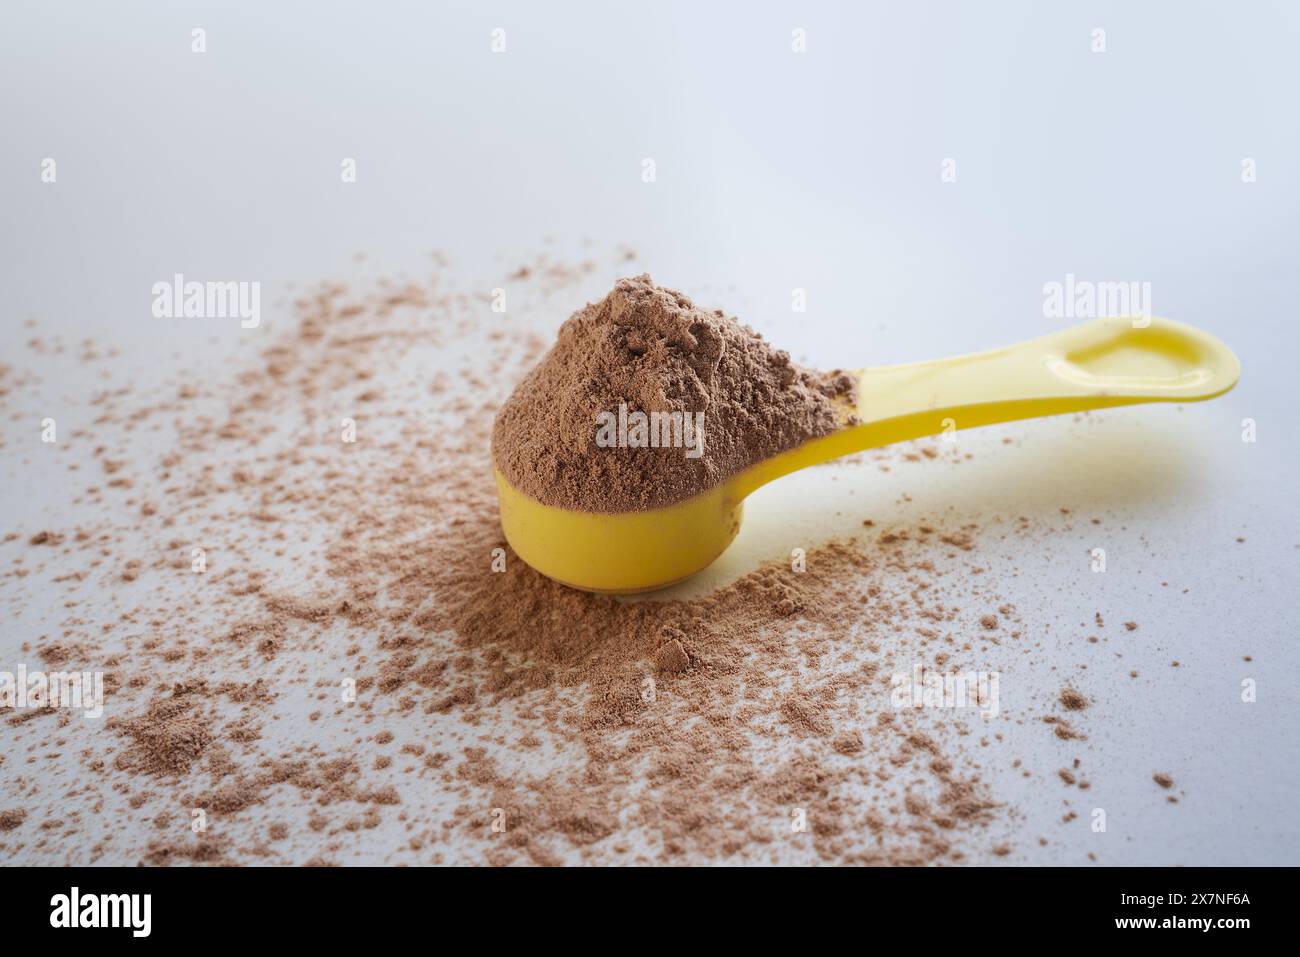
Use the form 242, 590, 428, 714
2, 249, 1115, 866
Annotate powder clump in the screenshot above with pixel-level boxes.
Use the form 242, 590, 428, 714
653, 638, 691, 674
110, 693, 213, 777
1059, 688, 1088, 711
0, 809, 27, 831
492, 274, 855, 511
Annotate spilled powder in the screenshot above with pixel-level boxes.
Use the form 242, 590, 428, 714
1059, 688, 1088, 712
0, 248, 1152, 865
492, 273, 855, 511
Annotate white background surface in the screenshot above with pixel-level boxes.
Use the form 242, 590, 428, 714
3, 1, 1298, 864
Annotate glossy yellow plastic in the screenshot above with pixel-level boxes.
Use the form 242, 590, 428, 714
496, 316, 1240, 593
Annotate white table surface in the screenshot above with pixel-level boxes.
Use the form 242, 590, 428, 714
2, 1, 1297, 865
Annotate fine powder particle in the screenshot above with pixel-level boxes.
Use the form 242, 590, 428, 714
491, 274, 856, 512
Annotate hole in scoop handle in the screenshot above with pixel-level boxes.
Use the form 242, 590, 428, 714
848, 316, 1240, 446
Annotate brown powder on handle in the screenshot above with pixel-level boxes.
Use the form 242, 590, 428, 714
491, 274, 855, 512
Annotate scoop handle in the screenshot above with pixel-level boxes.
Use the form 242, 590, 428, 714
733, 316, 1240, 499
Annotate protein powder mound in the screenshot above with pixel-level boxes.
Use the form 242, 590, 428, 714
491, 274, 856, 512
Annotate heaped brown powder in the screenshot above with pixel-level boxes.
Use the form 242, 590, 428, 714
491, 274, 855, 511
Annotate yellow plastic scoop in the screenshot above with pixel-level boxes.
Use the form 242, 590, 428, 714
496, 316, 1239, 593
